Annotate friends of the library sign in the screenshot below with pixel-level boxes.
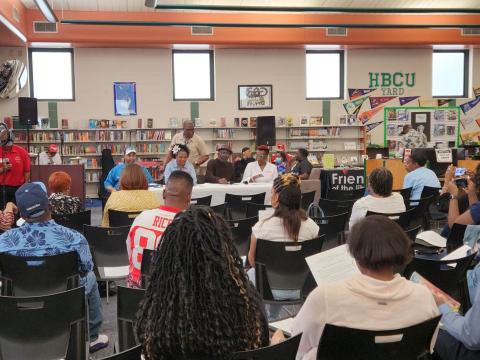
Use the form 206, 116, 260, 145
369, 72, 416, 96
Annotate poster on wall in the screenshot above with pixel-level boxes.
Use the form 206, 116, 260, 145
113, 82, 137, 116
238, 85, 273, 110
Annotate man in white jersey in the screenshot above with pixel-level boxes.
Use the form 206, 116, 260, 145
127, 170, 193, 288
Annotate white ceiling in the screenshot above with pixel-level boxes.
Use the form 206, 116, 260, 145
20, 0, 480, 12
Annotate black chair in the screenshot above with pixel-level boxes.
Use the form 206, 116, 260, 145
226, 216, 258, 257
84, 224, 131, 302
232, 333, 302, 360
366, 208, 416, 229
255, 236, 325, 303
246, 202, 271, 218
52, 209, 91, 234
0, 286, 87, 360
318, 198, 355, 216
140, 248, 155, 288
314, 212, 349, 245
408, 195, 435, 229
100, 345, 142, 360
0, 252, 80, 296
396, 187, 412, 205
190, 195, 212, 206
446, 223, 468, 252
405, 225, 422, 242
109, 209, 142, 227
420, 186, 446, 229
225, 193, 266, 220
211, 204, 226, 217
317, 315, 441, 360
117, 286, 146, 352
326, 187, 365, 201
301, 191, 316, 211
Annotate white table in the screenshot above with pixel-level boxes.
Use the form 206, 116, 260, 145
150, 183, 272, 206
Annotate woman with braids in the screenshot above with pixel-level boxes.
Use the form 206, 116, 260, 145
136, 206, 269, 360
163, 144, 197, 185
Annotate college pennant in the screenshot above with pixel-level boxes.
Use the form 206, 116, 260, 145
437, 99, 455, 107
343, 96, 368, 114
369, 96, 396, 109
366, 121, 383, 133
348, 88, 377, 100
399, 96, 420, 106
460, 97, 480, 114
358, 106, 385, 124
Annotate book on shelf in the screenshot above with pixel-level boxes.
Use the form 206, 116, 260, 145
137, 118, 142, 128
169, 117, 179, 128
208, 118, 217, 127
194, 117, 202, 127
219, 117, 227, 127
309, 116, 323, 126
234, 117, 240, 127
147, 118, 153, 128
241, 118, 248, 128
277, 116, 286, 127
344, 142, 357, 150
249, 117, 257, 128
61, 118, 69, 129
300, 115, 308, 126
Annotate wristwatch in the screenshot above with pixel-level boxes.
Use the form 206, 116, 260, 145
450, 194, 460, 200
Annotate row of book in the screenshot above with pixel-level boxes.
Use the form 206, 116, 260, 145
63, 144, 128, 155
15, 132, 60, 142
136, 130, 173, 141
289, 127, 342, 137
136, 143, 168, 153
62, 131, 129, 142
85, 172, 100, 183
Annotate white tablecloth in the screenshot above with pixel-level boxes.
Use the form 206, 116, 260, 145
150, 183, 272, 206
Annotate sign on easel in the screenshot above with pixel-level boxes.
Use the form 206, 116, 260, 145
435, 149, 453, 163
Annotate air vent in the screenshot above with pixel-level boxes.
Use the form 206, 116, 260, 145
12, 6, 20, 23
326, 27, 347, 36
462, 28, 480, 36
191, 26, 214, 35
33, 21, 58, 33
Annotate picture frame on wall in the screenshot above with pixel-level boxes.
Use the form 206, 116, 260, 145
113, 82, 137, 116
238, 85, 273, 110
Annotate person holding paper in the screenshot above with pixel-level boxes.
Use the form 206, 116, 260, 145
242, 145, 278, 183
288, 216, 438, 360
403, 149, 441, 202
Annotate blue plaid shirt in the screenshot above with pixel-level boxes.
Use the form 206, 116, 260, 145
0, 220, 93, 275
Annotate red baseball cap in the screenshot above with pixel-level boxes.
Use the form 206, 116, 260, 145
48, 144, 58, 153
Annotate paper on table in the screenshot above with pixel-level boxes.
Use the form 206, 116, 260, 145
258, 208, 274, 220
269, 317, 294, 336
103, 265, 129, 278
441, 245, 471, 261
415, 231, 447, 248
305, 244, 359, 285
322, 154, 335, 169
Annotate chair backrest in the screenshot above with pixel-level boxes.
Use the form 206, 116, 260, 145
117, 286, 146, 352
0, 252, 80, 296
210, 204, 226, 217
315, 212, 349, 241
0, 286, 87, 360
408, 195, 434, 228
404, 225, 422, 242
108, 209, 142, 227
255, 236, 325, 300
83, 225, 131, 279
365, 208, 415, 229
99, 345, 142, 360
398, 187, 412, 204
317, 315, 441, 360
225, 193, 266, 220
301, 191, 316, 211
245, 202, 270, 218
140, 248, 155, 288
327, 187, 365, 201
318, 198, 354, 216
446, 223, 468, 252
52, 209, 91, 234
309, 167, 321, 180
190, 195, 212, 206
420, 186, 440, 199
226, 216, 259, 257
232, 333, 302, 360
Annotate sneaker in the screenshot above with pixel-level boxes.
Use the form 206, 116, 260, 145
89, 334, 109, 353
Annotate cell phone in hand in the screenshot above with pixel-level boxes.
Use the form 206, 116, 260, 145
455, 178, 468, 188
454, 167, 466, 177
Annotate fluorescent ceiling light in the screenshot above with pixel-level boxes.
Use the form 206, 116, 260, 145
305, 44, 342, 50
34, 0, 58, 23
0, 14, 27, 42
173, 44, 211, 50
433, 44, 465, 50
30, 42, 71, 47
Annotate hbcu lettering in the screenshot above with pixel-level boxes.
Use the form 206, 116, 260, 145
369, 72, 416, 88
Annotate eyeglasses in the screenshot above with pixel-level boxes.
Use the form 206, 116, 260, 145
257, 155, 267, 158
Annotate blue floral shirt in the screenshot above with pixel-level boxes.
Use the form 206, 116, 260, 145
0, 220, 93, 275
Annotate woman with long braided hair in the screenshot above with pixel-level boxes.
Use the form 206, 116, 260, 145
136, 206, 269, 360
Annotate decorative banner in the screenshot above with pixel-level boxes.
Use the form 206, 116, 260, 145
352, 105, 361, 118
348, 88, 376, 100
343, 96, 368, 114
365, 121, 383, 132
358, 105, 385, 124
437, 99, 454, 107
474, 87, 480, 97
399, 96, 420, 106
460, 97, 480, 114
113, 82, 137, 116
369, 96, 396, 109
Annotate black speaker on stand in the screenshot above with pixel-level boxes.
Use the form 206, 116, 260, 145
256, 116, 276, 147
18, 97, 38, 155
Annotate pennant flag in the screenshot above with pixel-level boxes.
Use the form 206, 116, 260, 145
348, 88, 376, 100
343, 96, 368, 114
366, 121, 383, 133
437, 99, 455, 107
460, 97, 480, 114
358, 106, 385, 124
369, 96, 396, 109
399, 96, 420, 106
352, 105, 361, 118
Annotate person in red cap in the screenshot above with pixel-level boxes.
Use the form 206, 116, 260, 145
37, 143, 61, 165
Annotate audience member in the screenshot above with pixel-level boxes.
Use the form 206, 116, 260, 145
234, 146, 255, 182
0, 201, 16, 231
127, 171, 193, 288
163, 144, 197, 184
136, 206, 269, 359
205, 144, 235, 184
48, 171, 83, 216
104, 147, 153, 193
291, 148, 313, 180
289, 216, 439, 359
349, 167, 405, 228
0, 182, 108, 352
101, 163, 161, 227
403, 149, 441, 201
242, 145, 278, 183
37, 144, 61, 165
274, 151, 289, 175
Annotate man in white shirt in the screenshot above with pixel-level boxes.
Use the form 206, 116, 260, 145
37, 144, 61, 165
242, 145, 278, 183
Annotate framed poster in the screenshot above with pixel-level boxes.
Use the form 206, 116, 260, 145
113, 82, 137, 116
238, 85, 273, 110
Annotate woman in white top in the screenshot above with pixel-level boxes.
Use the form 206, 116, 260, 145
242, 145, 278, 183
290, 216, 439, 360
349, 167, 406, 229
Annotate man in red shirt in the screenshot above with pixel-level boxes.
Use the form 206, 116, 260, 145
0, 128, 30, 209
127, 170, 193, 288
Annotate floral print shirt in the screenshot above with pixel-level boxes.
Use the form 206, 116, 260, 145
49, 193, 83, 217
0, 220, 93, 275
401, 129, 428, 149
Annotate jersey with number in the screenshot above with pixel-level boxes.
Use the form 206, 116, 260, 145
127, 205, 180, 288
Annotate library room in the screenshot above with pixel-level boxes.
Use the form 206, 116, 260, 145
0, 1, 479, 359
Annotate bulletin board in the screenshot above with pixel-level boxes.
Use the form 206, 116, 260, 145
383, 106, 461, 157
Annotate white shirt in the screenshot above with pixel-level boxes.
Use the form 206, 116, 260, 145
242, 161, 278, 183
37, 151, 61, 165
252, 216, 319, 242
348, 192, 406, 229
